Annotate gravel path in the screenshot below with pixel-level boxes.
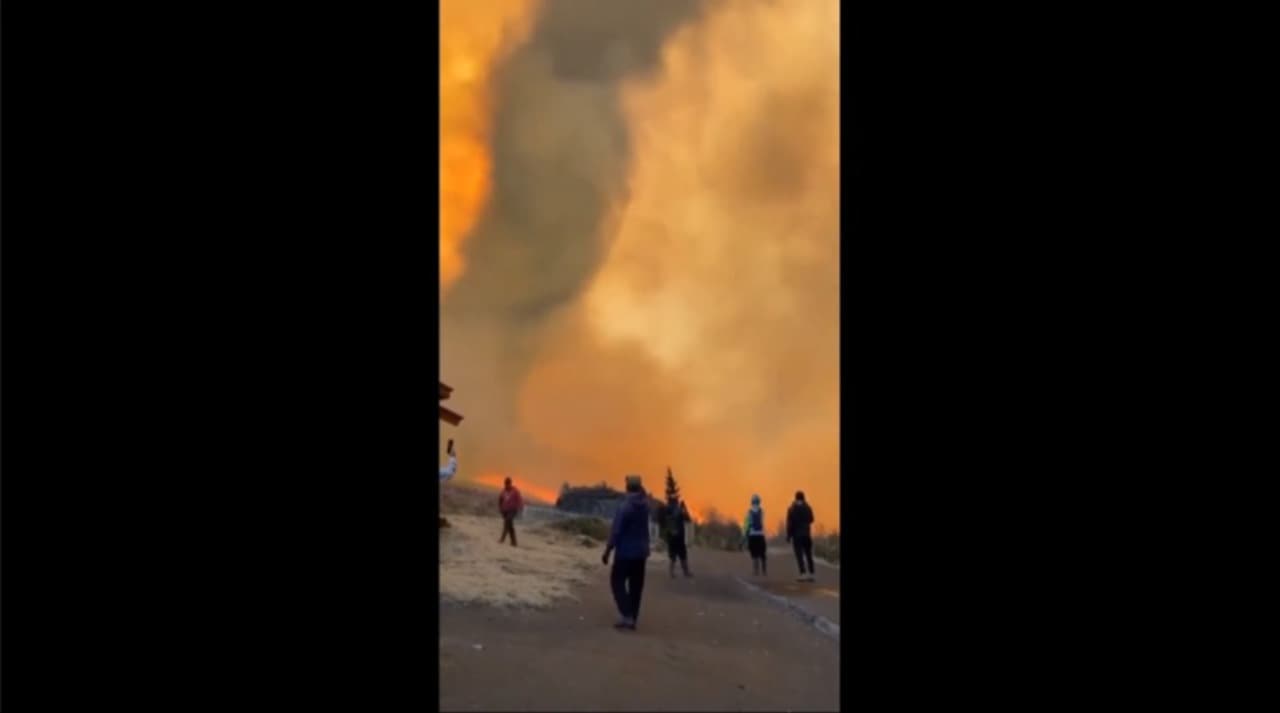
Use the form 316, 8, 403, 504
439, 545, 839, 711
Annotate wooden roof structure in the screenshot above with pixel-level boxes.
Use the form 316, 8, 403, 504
439, 381, 463, 425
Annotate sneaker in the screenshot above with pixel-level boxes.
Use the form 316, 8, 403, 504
614, 618, 630, 629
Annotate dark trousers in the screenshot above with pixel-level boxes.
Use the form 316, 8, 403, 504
499, 514, 517, 547
793, 535, 815, 574
668, 539, 689, 574
610, 558, 647, 622
747, 535, 767, 574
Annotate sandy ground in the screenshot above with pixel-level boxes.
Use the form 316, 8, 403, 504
439, 526, 839, 712
439, 514, 600, 608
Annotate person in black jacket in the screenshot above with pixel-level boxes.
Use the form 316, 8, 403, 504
743, 495, 768, 576
664, 497, 692, 578
786, 491, 816, 582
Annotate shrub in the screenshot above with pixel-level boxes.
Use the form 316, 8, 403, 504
692, 509, 744, 552
548, 517, 611, 542
812, 533, 841, 565
440, 483, 500, 516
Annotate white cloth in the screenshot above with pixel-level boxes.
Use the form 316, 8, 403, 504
439, 455, 458, 482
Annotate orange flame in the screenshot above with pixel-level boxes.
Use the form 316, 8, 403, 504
684, 504, 709, 525
439, 0, 542, 294
471, 472, 560, 506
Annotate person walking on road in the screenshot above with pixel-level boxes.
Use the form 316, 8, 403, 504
498, 477, 524, 547
786, 490, 816, 582
602, 475, 651, 630
743, 494, 768, 576
664, 497, 693, 578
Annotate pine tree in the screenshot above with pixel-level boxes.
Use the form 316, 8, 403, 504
651, 467, 675, 543
664, 466, 680, 502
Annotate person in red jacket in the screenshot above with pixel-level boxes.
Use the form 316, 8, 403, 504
498, 477, 524, 547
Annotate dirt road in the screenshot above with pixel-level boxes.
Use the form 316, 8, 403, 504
439, 544, 839, 711
753, 546, 841, 627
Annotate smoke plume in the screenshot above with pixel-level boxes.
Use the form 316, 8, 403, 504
441, 0, 840, 529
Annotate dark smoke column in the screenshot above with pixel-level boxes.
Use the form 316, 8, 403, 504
441, 0, 711, 432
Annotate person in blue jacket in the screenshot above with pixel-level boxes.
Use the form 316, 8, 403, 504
602, 474, 652, 631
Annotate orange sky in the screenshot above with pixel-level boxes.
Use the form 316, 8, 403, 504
440, 0, 840, 531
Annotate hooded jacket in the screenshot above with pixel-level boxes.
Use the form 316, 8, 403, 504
608, 491, 652, 561
786, 500, 814, 539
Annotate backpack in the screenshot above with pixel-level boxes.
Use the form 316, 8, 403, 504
748, 508, 764, 534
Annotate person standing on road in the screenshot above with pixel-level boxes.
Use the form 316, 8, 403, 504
664, 497, 693, 578
743, 494, 768, 576
498, 477, 524, 547
602, 475, 651, 630
786, 490, 816, 582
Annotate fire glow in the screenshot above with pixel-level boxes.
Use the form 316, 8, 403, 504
471, 472, 560, 507
439, 0, 541, 294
